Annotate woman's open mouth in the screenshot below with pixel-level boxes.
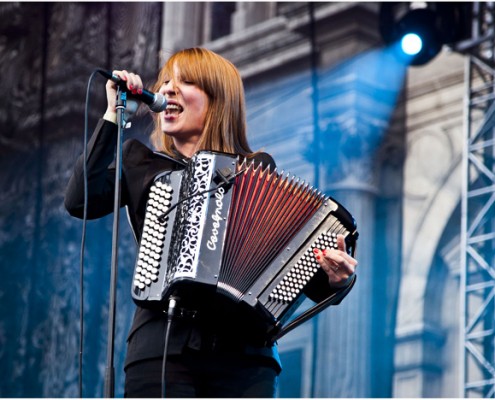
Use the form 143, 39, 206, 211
165, 103, 183, 116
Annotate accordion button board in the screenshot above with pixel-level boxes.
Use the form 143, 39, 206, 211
133, 181, 173, 290
269, 232, 338, 304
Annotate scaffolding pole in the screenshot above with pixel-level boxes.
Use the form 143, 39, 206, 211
459, 2, 495, 397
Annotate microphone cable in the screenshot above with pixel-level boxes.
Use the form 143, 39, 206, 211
161, 296, 178, 398
77, 68, 102, 397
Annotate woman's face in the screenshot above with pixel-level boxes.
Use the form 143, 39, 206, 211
158, 65, 209, 147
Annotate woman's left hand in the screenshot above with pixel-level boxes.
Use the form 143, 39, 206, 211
313, 234, 358, 288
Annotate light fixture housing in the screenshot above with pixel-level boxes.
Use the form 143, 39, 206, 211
379, 3, 472, 67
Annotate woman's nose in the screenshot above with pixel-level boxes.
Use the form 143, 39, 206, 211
160, 80, 176, 96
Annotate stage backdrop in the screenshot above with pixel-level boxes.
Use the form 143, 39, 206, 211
0, 3, 162, 397
0, 2, 404, 398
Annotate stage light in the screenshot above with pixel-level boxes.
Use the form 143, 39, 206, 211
401, 33, 422, 56
379, 3, 472, 67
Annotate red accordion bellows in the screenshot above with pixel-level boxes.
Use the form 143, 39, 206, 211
219, 162, 326, 300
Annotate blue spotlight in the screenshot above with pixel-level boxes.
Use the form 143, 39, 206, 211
380, 3, 472, 66
401, 33, 422, 56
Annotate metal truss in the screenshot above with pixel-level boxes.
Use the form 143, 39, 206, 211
458, 2, 495, 397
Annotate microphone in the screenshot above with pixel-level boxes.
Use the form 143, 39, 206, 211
98, 69, 167, 113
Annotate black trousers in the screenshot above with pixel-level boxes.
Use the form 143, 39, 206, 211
124, 349, 279, 398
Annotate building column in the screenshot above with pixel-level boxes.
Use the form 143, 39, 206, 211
160, 2, 206, 61
307, 40, 407, 393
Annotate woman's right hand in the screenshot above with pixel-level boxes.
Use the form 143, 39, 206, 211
105, 70, 144, 115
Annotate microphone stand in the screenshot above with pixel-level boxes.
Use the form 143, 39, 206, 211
104, 87, 127, 398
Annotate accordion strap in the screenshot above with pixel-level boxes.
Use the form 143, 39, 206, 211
270, 274, 357, 344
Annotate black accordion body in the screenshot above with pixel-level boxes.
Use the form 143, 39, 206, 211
132, 151, 358, 342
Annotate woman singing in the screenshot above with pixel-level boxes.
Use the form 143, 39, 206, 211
65, 47, 358, 398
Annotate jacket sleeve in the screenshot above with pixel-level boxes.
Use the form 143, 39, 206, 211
304, 269, 356, 305
64, 118, 121, 220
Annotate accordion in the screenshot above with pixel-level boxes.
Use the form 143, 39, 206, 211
132, 151, 358, 342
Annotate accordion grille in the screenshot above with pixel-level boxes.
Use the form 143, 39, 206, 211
218, 161, 325, 300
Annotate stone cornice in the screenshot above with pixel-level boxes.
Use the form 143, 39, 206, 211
204, 2, 379, 79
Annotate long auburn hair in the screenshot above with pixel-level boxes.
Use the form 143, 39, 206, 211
149, 48, 255, 158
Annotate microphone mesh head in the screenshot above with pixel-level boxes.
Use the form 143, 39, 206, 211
150, 94, 167, 113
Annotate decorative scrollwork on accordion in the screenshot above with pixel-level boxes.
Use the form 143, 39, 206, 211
131, 151, 359, 341
168, 154, 214, 281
